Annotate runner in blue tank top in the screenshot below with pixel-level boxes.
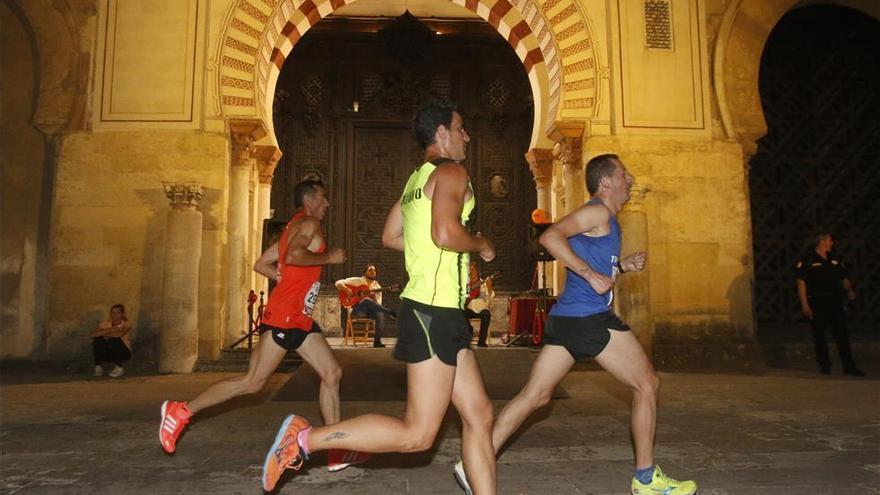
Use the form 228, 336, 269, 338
550, 196, 622, 317
455, 154, 698, 495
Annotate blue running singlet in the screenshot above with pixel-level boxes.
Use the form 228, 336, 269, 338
550, 198, 621, 317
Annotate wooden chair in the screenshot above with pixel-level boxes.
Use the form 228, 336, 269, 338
342, 307, 375, 346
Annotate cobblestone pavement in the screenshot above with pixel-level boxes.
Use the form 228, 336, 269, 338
1, 358, 878, 494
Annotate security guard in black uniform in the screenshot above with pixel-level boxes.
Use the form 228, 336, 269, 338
795, 233, 864, 376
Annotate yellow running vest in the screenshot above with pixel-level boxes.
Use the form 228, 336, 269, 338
399, 161, 475, 309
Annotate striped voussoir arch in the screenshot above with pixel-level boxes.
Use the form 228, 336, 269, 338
217, 0, 597, 141
538, 0, 597, 119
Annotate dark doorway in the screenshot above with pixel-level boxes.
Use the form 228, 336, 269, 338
271, 13, 536, 299
750, 5, 880, 341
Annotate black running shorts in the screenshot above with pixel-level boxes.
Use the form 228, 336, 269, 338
543, 311, 630, 360
393, 298, 471, 366
258, 321, 321, 351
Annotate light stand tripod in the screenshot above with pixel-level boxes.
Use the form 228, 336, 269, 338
530, 260, 550, 345
228, 290, 265, 350
505, 260, 551, 347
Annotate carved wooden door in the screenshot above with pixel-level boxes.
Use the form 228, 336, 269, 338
270, 14, 536, 296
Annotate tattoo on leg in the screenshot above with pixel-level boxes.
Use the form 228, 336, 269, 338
324, 431, 349, 442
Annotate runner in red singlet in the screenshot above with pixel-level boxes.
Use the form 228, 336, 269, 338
259, 208, 325, 335
158, 180, 369, 472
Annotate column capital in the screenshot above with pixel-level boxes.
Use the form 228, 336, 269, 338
547, 121, 585, 173
524, 148, 554, 181
229, 119, 267, 144
163, 182, 204, 210
229, 119, 267, 166
558, 137, 584, 173
526, 148, 554, 213
254, 145, 282, 185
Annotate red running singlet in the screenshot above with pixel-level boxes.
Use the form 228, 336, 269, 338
260, 212, 326, 331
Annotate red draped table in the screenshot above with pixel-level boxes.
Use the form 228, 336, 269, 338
507, 295, 557, 345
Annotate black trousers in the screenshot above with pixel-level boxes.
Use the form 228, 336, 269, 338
810, 302, 856, 371
465, 308, 491, 345
93, 338, 131, 366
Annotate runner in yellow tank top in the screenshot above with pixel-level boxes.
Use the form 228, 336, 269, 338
399, 159, 474, 309
259, 99, 500, 495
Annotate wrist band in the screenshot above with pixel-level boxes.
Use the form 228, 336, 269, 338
617, 261, 625, 273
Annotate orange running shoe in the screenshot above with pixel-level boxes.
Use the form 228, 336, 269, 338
262, 414, 311, 492
159, 400, 191, 454
327, 449, 371, 472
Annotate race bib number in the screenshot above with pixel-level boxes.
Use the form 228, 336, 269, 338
302, 281, 320, 316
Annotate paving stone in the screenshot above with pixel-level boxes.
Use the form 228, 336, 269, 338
1, 363, 878, 493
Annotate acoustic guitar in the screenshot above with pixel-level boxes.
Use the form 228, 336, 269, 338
466, 272, 501, 305
339, 283, 401, 309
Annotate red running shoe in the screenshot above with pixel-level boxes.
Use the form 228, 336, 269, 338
327, 449, 371, 472
262, 415, 311, 492
159, 400, 191, 454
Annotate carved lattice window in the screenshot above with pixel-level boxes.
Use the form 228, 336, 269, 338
430, 74, 451, 98
301, 74, 325, 107
486, 79, 510, 111
644, 0, 673, 50
361, 73, 382, 102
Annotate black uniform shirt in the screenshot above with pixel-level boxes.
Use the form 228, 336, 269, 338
795, 252, 849, 303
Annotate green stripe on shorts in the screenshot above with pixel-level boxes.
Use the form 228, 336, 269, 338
412, 309, 435, 357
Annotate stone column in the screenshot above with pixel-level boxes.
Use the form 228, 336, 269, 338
547, 122, 585, 294
550, 160, 566, 292
159, 182, 204, 373
525, 148, 554, 215
525, 148, 554, 292
615, 184, 653, 358
253, 145, 282, 298
549, 121, 586, 214
227, 120, 266, 347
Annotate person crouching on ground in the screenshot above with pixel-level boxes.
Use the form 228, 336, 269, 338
92, 304, 132, 378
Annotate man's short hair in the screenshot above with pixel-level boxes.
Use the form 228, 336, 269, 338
111, 303, 126, 314
413, 98, 457, 149
585, 154, 620, 195
814, 232, 832, 247
293, 180, 324, 208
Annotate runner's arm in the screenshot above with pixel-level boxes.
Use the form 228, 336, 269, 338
254, 242, 280, 281
429, 164, 493, 257
285, 218, 344, 266
540, 203, 610, 281
382, 200, 404, 252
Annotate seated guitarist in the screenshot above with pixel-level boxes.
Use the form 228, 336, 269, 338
465, 261, 495, 347
335, 264, 396, 348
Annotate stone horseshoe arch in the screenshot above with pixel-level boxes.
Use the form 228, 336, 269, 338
7, 0, 85, 134
215, 0, 599, 147
714, 0, 880, 153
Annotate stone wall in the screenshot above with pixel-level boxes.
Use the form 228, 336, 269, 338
0, 2, 49, 357
46, 131, 229, 360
